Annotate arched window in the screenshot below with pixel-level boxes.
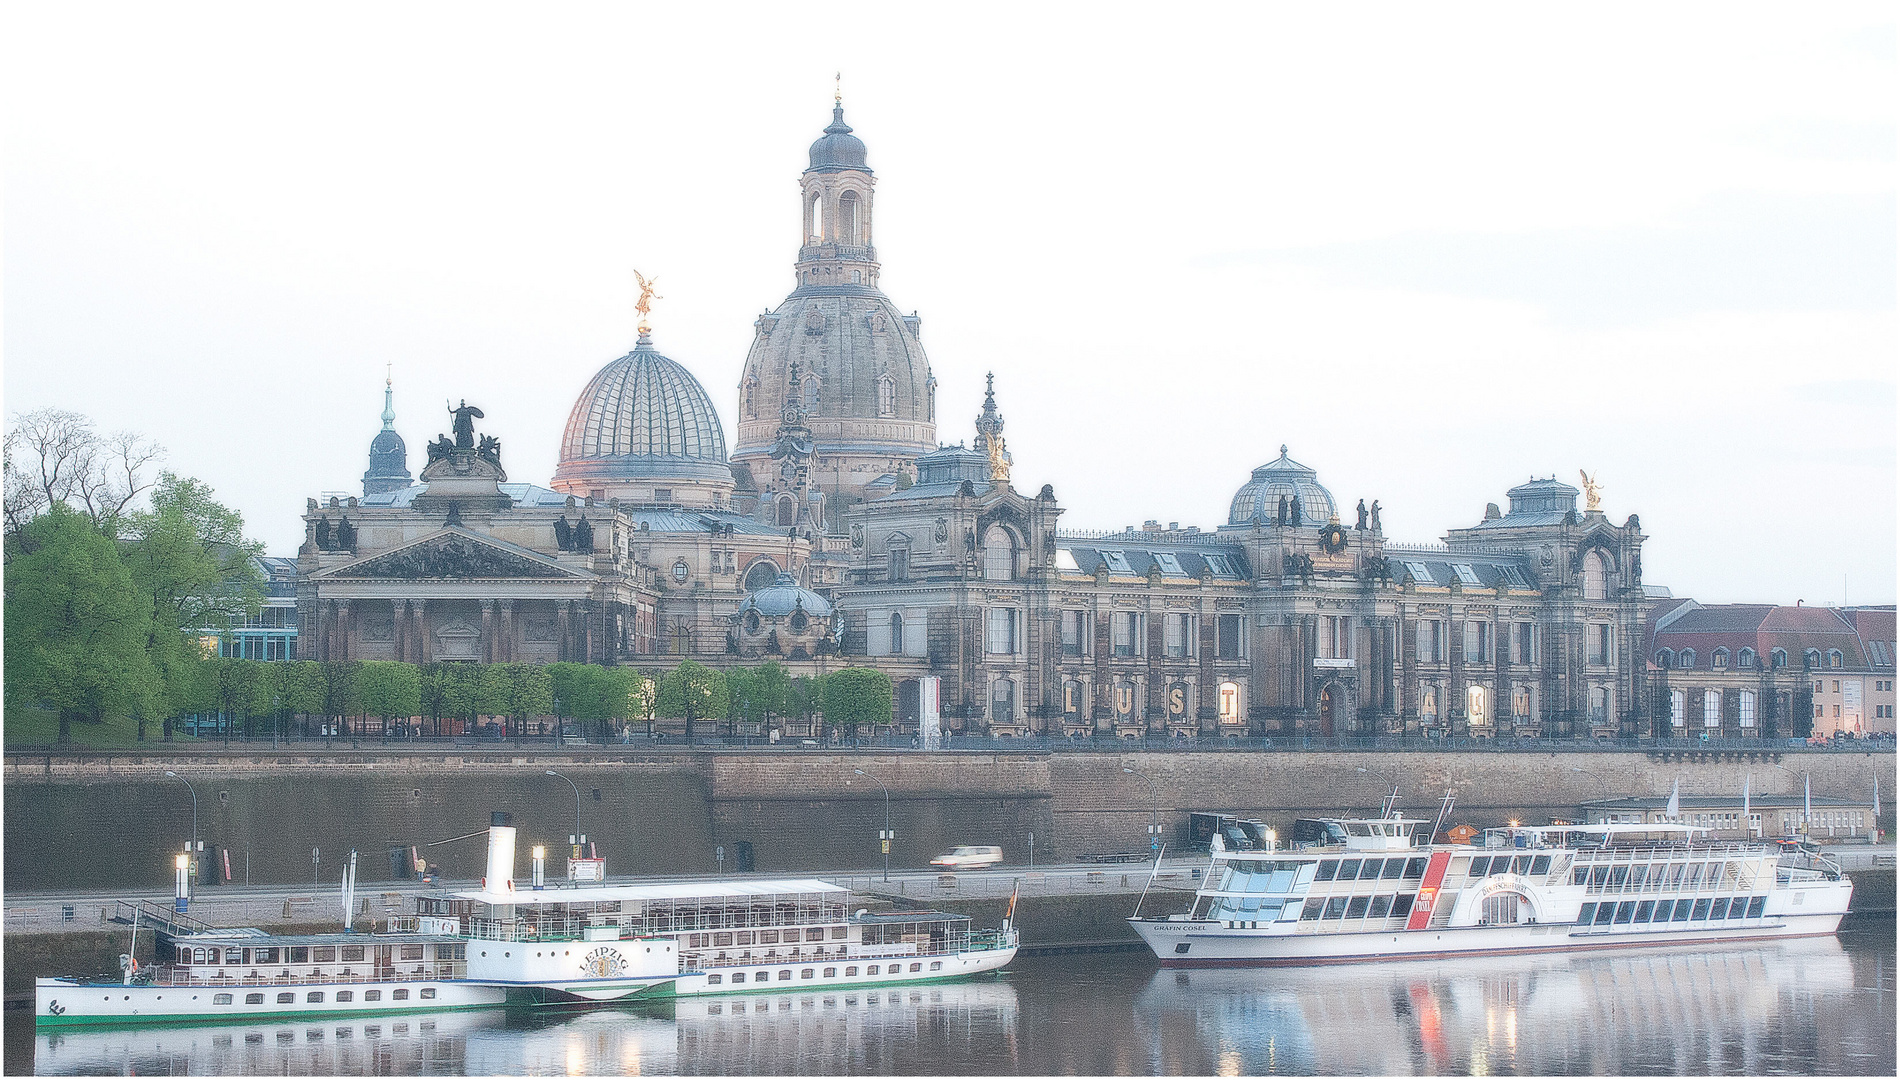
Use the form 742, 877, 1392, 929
1828, 649, 1843, 668
889, 613, 904, 655
837, 190, 861, 245
776, 495, 796, 527
1581, 550, 1609, 600
1771, 648, 1787, 669
877, 374, 896, 418
743, 559, 780, 592
806, 192, 824, 243
1063, 680, 1083, 715
1512, 684, 1532, 720
1738, 647, 1756, 669
1679, 648, 1696, 669
1467, 686, 1488, 724
1590, 686, 1611, 723
982, 525, 1015, 581
1218, 681, 1240, 722
1420, 685, 1438, 720
1713, 647, 1730, 670
673, 623, 692, 655
1655, 648, 1675, 669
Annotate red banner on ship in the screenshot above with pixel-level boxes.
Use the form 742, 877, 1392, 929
1405, 850, 1453, 931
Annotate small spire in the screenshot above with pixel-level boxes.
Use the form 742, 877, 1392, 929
381, 366, 396, 430
834, 71, 842, 105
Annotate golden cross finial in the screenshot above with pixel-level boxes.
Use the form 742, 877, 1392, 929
633, 270, 662, 335
834, 72, 842, 105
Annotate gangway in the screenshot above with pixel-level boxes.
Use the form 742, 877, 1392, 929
107, 898, 264, 941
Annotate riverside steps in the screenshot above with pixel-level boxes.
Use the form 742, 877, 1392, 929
5, 743, 1891, 895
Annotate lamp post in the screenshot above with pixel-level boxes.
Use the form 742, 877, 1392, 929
1355, 766, 1402, 817
1122, 766, 1161, 852
163, 771, 200, 882
853, 768, 891, 882
545, 770, 585, 862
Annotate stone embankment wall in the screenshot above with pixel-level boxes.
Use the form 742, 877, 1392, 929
4, 748, 1889, 891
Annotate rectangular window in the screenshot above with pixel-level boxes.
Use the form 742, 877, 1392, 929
1100, 550, 1133, 574
1218, 614, 1243, 659
1112, 612, 1140, 656
335, 990, 353, 1002
420, 989, 435, 1000
246, 993, 265, 1004
708, 974, 723, 985
392, 989, 409, 1000
1634, 900, 1655, 923
214, 993, 234, 1005
1746, 896, 1766, 918
277, 992, 296, 1004
288, 947, 309, 963
1323, 897, 1349, 919
1590, 624, 1613, 665
311, 946, 336, 962
890, 548, 908, 582
1155, 616, 1185, 657
1464, 622, 1490, 663
1738, 691, 1756, 727
986, 608, 1018, 655
1300, 899, 1325, 920
1577, 903, 1597, 925
1513, 623, 1534, 664
867, 965, 880, 976
364, 990, 381, 1001
1314, 860, 1338, 882
400, 944, 423, 962
824, 967, 837, 978
1418, 621, 1443, 663
1152, 552, 1184, 576
1392, 894, 1414, 917
779, 970, 793, 981
1367, 895, 1393, 919
1594, 904, 1614, 925
909, 963, 922, 973
805, 928, 825, 942
845, 966, 858, 976
340, 946, 364, 962
930, 961, 943, 971
1061, 611, 1085, 656
800, 968, 814, 979
1690, 899, 1710, 921
1704, 689, 1722, 728
307, 992, 325, 1003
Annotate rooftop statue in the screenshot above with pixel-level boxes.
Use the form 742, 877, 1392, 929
1578, 470, 1603, 513
449, 400, 484, 449
633, 270, 662, 335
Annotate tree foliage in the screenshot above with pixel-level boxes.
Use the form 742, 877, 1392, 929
3, 505, 158, 741
821, 667, 894, 736
356, 661, 421, 727
657, 660, 730, 728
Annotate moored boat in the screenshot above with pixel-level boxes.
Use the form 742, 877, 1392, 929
1130, 814, 1852, 965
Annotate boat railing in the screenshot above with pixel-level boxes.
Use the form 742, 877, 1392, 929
676, 928, 1015, 971
465, 916, 591, 942
1568, 842, 1772, 862
1777, 849, 1843, 880
132, 962, 467, 988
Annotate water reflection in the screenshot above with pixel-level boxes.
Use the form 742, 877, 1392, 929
22, 930, 1893, 1076
1136, 936, 1880, 1075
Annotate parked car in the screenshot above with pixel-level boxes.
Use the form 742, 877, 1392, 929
930, 845, 1003, 870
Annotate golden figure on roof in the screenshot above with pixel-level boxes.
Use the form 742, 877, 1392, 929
633, 270, 662, 335
987, 431, 1010, 484
1578, 470, 1602, 513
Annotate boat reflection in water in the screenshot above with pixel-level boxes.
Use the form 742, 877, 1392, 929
1136, 936, 1862, 1076
31, 979, 1019, 1076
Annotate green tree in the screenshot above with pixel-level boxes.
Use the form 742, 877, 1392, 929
274, 660, 325, 738
751, 661, 791, 729
821, 667, 894, 739
474, 664, 516, 733
657, 660, 729, 738
355, 661, 421, 735
322, 660, 364, 735
548, 663, 617, 739
723, 667, 755, 736
498, 663, 553, 737
3, 505, 157, 742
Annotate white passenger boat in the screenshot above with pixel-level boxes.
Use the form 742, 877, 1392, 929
1130, 815, 1853, 965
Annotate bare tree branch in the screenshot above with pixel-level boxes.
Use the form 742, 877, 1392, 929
3, 408, 165, 546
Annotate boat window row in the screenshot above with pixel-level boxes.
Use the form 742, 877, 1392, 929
1312, 856, 1428, 883
1571, 860, 1737, 891
685, 927, 848, 949
178, 942, 462, 966
1449, 854, 1553, 879
704, 961, 940, 985
1303, 893, 1417, 922
1215, 860, 1315, 894
1577, 895, 1766, 927
210, 987, 438, 1006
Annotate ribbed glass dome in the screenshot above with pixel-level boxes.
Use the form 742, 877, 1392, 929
552, 334, 734, 504
1228, 446, 1338, 526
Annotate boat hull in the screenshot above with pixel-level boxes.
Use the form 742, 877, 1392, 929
1130, 909, 1850, 966
34, 977, 508, 1028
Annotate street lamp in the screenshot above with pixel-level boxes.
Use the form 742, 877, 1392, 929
1122, 766, 1161, 852
853, 768, 891, 882
545, 770, 585, 860
1355, 766, 1401, 817
163, 771, 199, 866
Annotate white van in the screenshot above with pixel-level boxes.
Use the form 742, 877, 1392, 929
930, 845, 1003, 870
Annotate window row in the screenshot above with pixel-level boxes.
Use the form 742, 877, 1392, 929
1570, 860, 1734, 890
212, 988, 435, 1006
1668, 689, 1759, 728
1414, 621, 1540, 665
703, 961, 938, 985
1578, 895, 1765, 927
1057, 611, 1247, 659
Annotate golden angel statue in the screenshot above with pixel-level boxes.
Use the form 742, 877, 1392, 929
1578, 470, 1602, 513
633, 270, 662, 334
987, 432, 1011, 484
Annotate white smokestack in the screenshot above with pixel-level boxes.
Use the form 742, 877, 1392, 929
483, 812, 517, 893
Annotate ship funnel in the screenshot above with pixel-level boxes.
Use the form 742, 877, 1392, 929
483, 811, 517, 893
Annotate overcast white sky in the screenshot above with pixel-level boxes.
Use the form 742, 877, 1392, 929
6, 4, 1895, 605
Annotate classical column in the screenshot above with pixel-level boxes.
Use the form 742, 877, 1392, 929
499, 601, 515, 662
557, 601, 572, 662
317, 601, 334, 663
480, 601, 496, 663
411, 600, 428, 664
392, 600, 407, 662
578, 603, 592, 664
335, 600, 352, 662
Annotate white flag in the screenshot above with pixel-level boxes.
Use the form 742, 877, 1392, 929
1665, 776, 1680, 819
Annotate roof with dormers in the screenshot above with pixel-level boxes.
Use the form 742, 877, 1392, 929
1382, 551, 1537, 590
1054, 538, 1251, 581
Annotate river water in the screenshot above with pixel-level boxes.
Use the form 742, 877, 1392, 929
11, 924, 1893, 1076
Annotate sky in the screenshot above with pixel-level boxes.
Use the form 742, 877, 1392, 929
5, 3, 1895, 605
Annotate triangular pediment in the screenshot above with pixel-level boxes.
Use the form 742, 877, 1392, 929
319, 528, 590, 581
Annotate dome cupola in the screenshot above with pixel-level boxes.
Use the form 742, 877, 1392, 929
808, 104, 870, 173
552, 332, 735, 508
1228, 445, 1338, 527
730, 571, 836, 659
362, 374, 413, 497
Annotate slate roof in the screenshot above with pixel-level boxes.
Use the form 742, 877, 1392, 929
1384, 553, 1536, 590
1056, 541, 1250, 580
1657, 605, 1776, 635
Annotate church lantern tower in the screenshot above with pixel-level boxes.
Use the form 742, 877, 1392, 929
362, 371, 413, 496
732, 95, 938, 528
